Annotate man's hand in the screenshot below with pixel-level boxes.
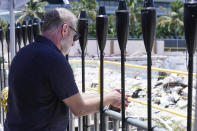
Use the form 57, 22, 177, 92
63, 89, 131, 117
105, 89, 131, 110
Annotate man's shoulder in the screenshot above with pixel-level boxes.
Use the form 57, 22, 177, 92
22, 42, 63, 59
13, 42, 66, 69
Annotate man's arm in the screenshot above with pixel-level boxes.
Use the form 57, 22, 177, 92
63, 89, 130, 117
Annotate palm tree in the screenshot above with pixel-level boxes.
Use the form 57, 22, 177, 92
17, 0, 48, 23
157, 0, 184, 39
126, 0, 143, 38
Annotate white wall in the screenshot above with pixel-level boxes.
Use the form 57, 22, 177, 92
69, 40, 164, 57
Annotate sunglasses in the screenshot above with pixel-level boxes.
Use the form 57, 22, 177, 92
68, 26, 80, 41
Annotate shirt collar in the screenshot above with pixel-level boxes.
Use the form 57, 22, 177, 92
35, 35, 61, 53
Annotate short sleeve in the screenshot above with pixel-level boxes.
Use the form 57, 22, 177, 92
48, 55, 79, 100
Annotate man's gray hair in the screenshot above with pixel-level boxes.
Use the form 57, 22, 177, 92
42, 8, 77, 33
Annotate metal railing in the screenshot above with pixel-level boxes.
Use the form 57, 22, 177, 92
70, 59, 195, 121
0, 18, 195, 130
0, 0, 197, 130
0, 18, 168, 130
68, 110, 166, 131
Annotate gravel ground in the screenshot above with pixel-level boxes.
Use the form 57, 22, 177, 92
70, 54, 196, 131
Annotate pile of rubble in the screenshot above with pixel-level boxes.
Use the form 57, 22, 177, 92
73, 64, 195, 130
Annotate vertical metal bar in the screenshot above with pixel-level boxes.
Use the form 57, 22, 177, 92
16, 23, 22, 51
141, 0, 156, 129
1, 35, 5, 88
116, 1, 129, 130
22, 21, 27, 47
78, 117, 83, 131
0, 26, 4, 89
121, 50, 126, 131
137, 127, 143, 131
27, 20, 33, 44
40, 21, 44, 32
113, 119, 119, 131
0, 61, 2, 94
184, 2, 197, 130
33, 18, 40, 41
147, 53, 152, 131
104, 115, 109, 131
0, 57, 4, 124
10, 0, 16, 60
100, 50, 104, 131
87, 115, 91, 131
126, 123, 131, 131
195, 64, 197, 131
6, 25, 10, 67
187, 55, 193, 131
69, 112, 75, 131
15, 24, 17, 53
0, 106, 2, 127
0, 26, 4, 124
66, 54, 69, 131
78, 10, 89, 131
0, 28, 6, 103
82, 49, 87, 131
65, 55, 69, 61
96, 6, 108, 131
94, 113, 99, 131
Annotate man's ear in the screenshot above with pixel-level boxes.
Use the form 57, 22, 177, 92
61, 24, 69, 38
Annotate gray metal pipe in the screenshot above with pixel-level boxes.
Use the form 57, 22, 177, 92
104, 109, 166, 131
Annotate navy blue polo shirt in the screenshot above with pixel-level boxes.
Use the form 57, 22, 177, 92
4, 35, 79, 131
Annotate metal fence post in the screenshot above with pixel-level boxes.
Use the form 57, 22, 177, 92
116, 0, 129, 130
141, 0, 156, 130
69, 112, 75, 131
184, 1, 197, 130
16, 22, 22, 50
113, 119, 119, 131
78, 10, 89, 131
0, 26, 4, 90
33, 18, 40, 40
5, 25, 10, 67
104, 115, 109, 130
27, 20, 33, 44
96, 6, 108, 131
94, 113, 99, 131
22, 21, 27, 47
78, 117, 83, 131
0, 26, 5, 124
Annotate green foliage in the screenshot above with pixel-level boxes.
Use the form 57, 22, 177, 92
0, 18, 8, 30
17, 0, 48, 23
126, 0, 143, 38
108, 14, 116, 38
89, 23, 96, 38
69, 0, 184, 39
0, 18, 8, 39
70, 0, 144, 38
156, 0, 184, 39
70, 0, 97, 37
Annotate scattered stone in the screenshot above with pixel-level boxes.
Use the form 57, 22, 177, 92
131, 89, 142, 98
163, 82, 187, 89
91, 83, 98, 88
157, 72, 168, 81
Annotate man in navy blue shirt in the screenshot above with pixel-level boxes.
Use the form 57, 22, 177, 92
5, 8, 130, 131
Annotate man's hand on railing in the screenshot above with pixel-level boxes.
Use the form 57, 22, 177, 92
106, 89, 131, 110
